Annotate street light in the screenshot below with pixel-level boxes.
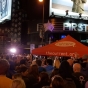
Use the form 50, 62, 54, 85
39, 0, 44, 44
39, 0, 44, 23
39, 0, 43, 2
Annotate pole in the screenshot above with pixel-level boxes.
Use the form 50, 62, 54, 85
39, 0, 44, 45
42, 0, 44, 45
43, 0, 44, 23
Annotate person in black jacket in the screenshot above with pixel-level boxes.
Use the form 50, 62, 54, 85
59, 59, 79, 88
19, 65, 29, 88
73, 63, 87, 88
33, 72, 50, 88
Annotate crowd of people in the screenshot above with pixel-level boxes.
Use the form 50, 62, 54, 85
0, 54, 88, 88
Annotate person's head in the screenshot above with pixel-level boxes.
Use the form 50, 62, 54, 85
50, 68, 59, 79
82, 55, 88, 63
29, 65, 39, 75
51, 75, 64, 88
12, 73, 22, 80
20, 59, 26, 65
31, 60, 36, 66
46, 59, 53, 65
67, 58, 73, 66
59, 60, 73, 79
41, 58, 47, 66
74, 53, 80, 59
19, 66, 28, 76
73, 63, 81, 73
53, 59, 60, 68
36, 60, 42, 66
39, 72, 49, 83
11, 79, 26, 88
0, 59, 10, 75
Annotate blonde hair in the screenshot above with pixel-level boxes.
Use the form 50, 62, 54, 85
11, 79, 26, 88
53, 59, 60, 68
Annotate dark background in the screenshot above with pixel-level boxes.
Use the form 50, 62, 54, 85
20, 0, 49, 20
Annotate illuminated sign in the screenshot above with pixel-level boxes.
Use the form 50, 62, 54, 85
49, 0, 88, 18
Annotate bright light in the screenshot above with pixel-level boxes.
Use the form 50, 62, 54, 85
10, 48, 16, 53
39, 0, 43, 2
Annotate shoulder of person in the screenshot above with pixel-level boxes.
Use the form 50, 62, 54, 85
64, 78, 76, 88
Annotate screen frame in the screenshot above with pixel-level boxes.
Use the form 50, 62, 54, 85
0, 0, 12, 23
49, 0, 88, 20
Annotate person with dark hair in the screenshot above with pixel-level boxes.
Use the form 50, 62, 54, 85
51, 75, 64, 88
19, 66, 28, 77
50, 68, 59, 80
59, 60, 73, 79
33, 72, 50, 88
36, 60, 46, 73
28, 65, 39, 88
19, 66, 29, 88
45, 59, 54, 75
41, 58, 47, 67
20, 58, 27, 65
6, 57, 16, 79
59, 59, 77, 88
81, 55, 88, 77
0, 59, 12, 88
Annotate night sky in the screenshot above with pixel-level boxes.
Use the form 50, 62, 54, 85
20, 0, 49, 20
19, 0, 50, 44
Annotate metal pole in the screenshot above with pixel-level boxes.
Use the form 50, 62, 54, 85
43, 0, 44, 23
42, 0, 44, 44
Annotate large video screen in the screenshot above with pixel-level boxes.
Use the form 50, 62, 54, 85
49, 0, 88, 18
0, 0, 12, 23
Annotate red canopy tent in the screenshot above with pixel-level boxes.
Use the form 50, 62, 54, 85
32, 35, 88, 57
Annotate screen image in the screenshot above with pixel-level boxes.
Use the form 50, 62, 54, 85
0, 0, 12, 23
49, 0, 88, 18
